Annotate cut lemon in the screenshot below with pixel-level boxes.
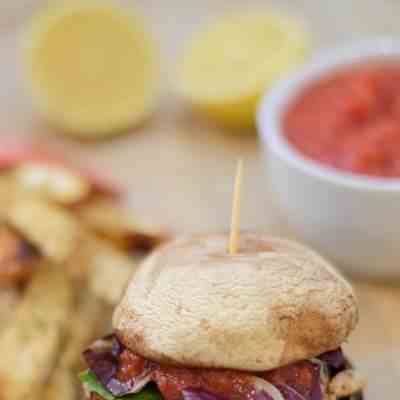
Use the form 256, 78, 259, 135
22, 1, 159, 139
177, 10, 310, 130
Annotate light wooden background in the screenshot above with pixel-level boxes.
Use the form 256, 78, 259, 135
1, 0, 400, 397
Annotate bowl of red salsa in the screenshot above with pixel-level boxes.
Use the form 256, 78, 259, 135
258, 39, 400, 279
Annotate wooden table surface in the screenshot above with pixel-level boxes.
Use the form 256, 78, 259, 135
2, 0, 400, 397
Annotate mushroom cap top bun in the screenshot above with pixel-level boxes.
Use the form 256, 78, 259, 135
113, 233, 358, 371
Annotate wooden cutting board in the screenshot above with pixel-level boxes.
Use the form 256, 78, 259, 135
1, 0, 400, 397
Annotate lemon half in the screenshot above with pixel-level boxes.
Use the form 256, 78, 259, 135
23, 1, 159, 139
177, 10, 310, 130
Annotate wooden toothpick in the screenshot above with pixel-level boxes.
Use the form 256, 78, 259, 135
229, 159, 243, 255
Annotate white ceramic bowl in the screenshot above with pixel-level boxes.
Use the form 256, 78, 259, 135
258, 39, 400, 280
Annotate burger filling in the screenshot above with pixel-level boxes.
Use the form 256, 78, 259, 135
80, 335, 364, 400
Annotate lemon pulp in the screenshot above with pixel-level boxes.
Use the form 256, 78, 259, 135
178, 10, 310, 129
24, 2, 159, 138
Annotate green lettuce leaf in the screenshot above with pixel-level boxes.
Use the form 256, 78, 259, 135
79, 370, 163, 400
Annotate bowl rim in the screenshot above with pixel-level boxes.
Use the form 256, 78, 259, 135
257, 38, 400, 193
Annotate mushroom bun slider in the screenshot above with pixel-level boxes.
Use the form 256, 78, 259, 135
80, 233, 365, 400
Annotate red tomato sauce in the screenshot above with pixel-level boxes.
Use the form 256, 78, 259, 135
284, 63, 400, 178
114, 346, 319, 400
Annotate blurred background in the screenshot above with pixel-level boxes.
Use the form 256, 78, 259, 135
0, 1, 400, 399
2, 0, 400, 232
0, 0, 400, 230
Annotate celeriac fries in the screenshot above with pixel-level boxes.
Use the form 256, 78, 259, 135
0, 145, 167, 398
0, 263, 74, 400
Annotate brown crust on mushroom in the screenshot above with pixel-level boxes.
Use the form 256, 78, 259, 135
113, 233, 358, 371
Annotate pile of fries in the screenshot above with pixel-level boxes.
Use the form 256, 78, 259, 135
0, 143, 167, 400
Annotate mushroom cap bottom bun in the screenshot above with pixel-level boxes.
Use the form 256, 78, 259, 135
113, 233, 358, 371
